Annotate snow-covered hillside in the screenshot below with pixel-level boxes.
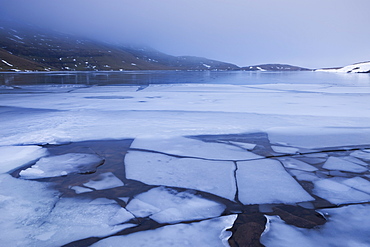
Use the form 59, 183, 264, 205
316, 61, 370, 73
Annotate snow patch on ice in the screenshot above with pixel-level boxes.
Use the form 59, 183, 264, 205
83, 172, 124, 190
91, 214, 237, 247
19, 153, 104, 179
126, 187, 226, 224
0, 145, 47, 173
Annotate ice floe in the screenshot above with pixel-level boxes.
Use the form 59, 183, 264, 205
261, 204, 370, 247
91, 214, 237, 247
342, 177, 370, 194
19, 153, 104, 179
236, 159, 314, 204
322, 156, 368, 173
313, 178, 370, 205
126, 187, 226, 223
125, 151, 236, 200
83, 172, 124, 190
0, 145, 47, 173
278, 157, 318, 172
350, 150, 370, 161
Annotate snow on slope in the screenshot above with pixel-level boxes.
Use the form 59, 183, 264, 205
316, 61, 370, 73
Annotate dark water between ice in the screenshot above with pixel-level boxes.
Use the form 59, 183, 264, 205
1, 70, 370, 86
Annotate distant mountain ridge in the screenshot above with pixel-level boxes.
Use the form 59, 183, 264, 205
0, 19, 238, 71
0, 19, 329, 73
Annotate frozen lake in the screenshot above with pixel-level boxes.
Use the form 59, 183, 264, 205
1, 71, 370, 246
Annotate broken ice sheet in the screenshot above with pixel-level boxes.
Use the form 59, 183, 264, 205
129, 136, 262, 160
91, 214, 237, 247
322, 156, 368, 173
0, 174, 133, 246
237, 159, 314, 204
0, 145, 47, 173
83, 172, 124, 190
19, 153, 104, 179
35, 197, 135, 246
313, 178, 370, 205
126, 187, 226, 224
261, 204, 370, 247
0, 174, 60, 246
125, 151, 236, 200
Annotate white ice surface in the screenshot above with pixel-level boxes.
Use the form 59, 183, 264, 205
91, 214, 237, 247
1, 84, 370, 146
322, 156, 368, 173
236, 159, 314, 204
126, 187, 226, 224
261, 204, 370, 247
129, 136, 262, 160
0, 174, 131, 247
19, 153, 104, 179
83, 172, 124, 190
125, 151, 236, 200
313, 178, 370, 205
0, 145, 47, 173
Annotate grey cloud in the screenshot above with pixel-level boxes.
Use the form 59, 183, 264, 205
1, 0, 370, 68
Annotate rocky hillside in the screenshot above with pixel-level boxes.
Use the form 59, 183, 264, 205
0, 19, 239, 72
241, 64, 311, 71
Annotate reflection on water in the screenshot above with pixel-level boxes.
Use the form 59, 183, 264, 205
1, 70, 370, 86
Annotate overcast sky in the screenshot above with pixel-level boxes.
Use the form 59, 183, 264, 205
1, 0, 369, 68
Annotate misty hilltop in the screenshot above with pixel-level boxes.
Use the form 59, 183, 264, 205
0, 19, 240, 72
